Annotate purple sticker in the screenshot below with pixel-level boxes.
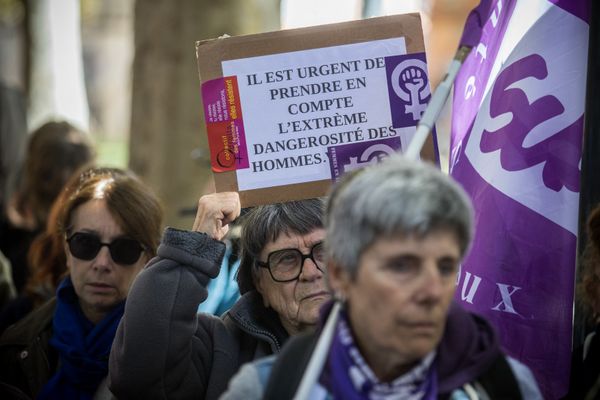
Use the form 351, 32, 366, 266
327, 137, 402, 182
201, 76, 250, 171
385, 53, 430, 129
201, 78, 230, 124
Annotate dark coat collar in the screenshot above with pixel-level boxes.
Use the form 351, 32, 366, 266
226, 290, 289, 352
0, 297, 56, 346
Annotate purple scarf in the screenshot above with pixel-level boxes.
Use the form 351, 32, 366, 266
320, 310, 437, 400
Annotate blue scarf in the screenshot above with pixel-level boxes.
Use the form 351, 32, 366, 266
37, 277, 125, 400
320, 311, 437, 400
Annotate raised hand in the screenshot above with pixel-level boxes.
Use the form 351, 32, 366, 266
192, 192, 241, 240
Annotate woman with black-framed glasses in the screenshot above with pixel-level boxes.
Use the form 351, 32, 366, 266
109, 192, 331, 400
0, 166, 163, 399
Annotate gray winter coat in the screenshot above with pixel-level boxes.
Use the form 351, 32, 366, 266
108, 228, 289, 400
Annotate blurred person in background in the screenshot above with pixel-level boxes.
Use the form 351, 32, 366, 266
0, 121, 95, 294
0, 82, 27, 310
197, 220, 241, 316
567, 204, 600, 399
0, 166, 163, 399
0, 82, 27, 232
0, 165, 91, 334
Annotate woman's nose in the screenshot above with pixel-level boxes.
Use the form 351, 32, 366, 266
91, 246, 113, 270
298, 257, 323, 281
416, 264, 444, 304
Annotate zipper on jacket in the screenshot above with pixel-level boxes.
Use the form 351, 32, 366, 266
230, 313, 281, 351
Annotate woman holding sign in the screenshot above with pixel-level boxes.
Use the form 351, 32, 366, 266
109, 193, 330, 399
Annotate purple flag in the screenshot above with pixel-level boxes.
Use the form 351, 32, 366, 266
458, 0, 495, 48
450, 1, 590, 398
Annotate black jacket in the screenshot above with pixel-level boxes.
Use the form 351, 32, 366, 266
109, 228, 289, 400
0, 298, 57, 399
264, 302, 526, 400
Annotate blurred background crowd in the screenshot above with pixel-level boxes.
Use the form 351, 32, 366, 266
0, 0, 477, 230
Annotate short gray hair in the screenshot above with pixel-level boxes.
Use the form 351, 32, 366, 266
237, 198, 325, 294
326, 155, 473, 277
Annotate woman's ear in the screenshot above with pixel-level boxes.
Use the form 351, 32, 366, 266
252, 269, 270, 308
64, 242, 72, 272
327, 261, 350, 300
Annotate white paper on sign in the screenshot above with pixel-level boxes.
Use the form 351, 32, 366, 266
221, 38, 409, 191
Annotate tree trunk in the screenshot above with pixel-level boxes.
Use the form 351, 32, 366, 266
27, 0, 89, 131
130, 0, 280, 229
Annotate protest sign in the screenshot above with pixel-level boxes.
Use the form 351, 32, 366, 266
196, 14, 433, 206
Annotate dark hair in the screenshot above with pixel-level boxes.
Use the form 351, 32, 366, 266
580, 205, 600, 320
236, 199, 325, 294
58, 167, 163, 252
14, 121, 95, 229
25, 171, 79, 303
25, 167, 163, 304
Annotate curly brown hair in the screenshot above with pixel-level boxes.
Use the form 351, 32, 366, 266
580, 205, 600, 321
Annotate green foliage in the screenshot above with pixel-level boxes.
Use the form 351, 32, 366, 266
0, 0, 24, 25
96, 137, 129, 168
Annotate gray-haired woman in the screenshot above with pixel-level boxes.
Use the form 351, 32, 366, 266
108, 193, 331, 399
221, 156, 542, 400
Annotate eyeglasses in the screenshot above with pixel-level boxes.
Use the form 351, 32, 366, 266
66, 232, 145, 265
256, 241, 326, 282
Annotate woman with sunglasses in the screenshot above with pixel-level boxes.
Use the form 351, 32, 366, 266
108, 193, 331, 399
0, 167, 163, 399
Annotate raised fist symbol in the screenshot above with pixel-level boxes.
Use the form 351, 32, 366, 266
401, 67, 426, 94
390, 59, 430, 121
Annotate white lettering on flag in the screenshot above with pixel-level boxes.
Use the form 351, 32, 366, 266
461, 272, 482, 304
463, 3, 587, 234
491, 283, 521, 315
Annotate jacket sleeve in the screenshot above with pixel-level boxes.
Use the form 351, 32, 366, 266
109, 227, 226, 399
506, 357, 543, 400
219, 356, 275, 400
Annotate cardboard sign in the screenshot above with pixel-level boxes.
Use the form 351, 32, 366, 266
196, 14, 432, 206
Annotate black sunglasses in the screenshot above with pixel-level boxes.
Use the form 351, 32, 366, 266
66, 232, 145, 265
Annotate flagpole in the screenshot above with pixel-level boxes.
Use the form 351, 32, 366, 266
291, 47, 475, 399
291, 2, 493, 395
293, 301, 341, 400
404, 46, 472, 160
574, 0, 600, 347
404, 0, 493, 160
